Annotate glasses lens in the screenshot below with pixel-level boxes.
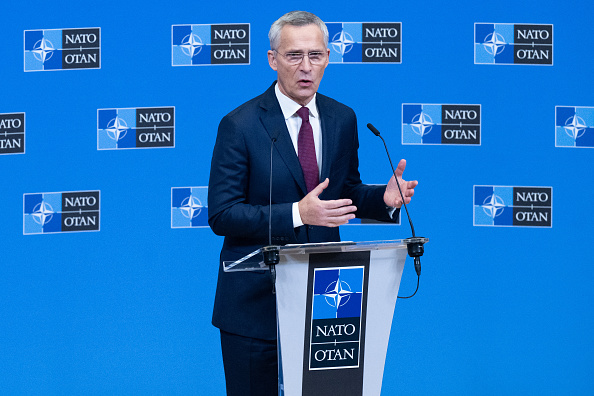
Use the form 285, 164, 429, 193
308, 52, 324, 64
285, 53, 303, 64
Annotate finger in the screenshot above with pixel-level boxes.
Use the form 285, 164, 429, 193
321, 198, 353, 210
395, 159, 407, 177
326, 213, 356, 227
325, 205, 357, 217
309, 178, 329, 197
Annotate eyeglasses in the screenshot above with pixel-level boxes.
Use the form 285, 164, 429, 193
274, 50, 327, 65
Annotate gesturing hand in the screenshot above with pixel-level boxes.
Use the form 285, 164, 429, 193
384, 159, 418, 208
298, 178, 357, 227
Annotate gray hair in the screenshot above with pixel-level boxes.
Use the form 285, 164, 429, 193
268, 11, 329, 50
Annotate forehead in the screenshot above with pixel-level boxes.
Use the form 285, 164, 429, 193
278, 24, 326, 51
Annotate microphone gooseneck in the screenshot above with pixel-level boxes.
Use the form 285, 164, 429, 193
268, 137, 275, 247
367, 123, 426, 297
367, 123, 416, 237
263, 136, 279, 293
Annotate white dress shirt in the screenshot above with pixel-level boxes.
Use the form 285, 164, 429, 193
274, 83, 322, 228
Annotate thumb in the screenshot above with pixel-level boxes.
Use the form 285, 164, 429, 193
395, 159, 406, 178
310, 178, 329, 197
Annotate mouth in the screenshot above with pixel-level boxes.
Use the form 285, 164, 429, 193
298, 79, 313, 87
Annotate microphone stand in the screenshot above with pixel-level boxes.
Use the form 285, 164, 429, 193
367, 123, 427, 297
263, 137, 280, 293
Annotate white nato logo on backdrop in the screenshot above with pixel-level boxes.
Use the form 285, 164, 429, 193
31, 201, 55, 225
555, 106, 594, 148
481, 193, 505, 219
180, 33, 203, 57
24, 27, 101, 71
105, 116, 129, 142
473, 186, 552, 227
402, 104, 481, 145
32, 37, 55, 62
331, 30, 355, 56
172, 23, 250, 65
171, 187, 209, 228
97, 107, 175, 150
411, 112, 434, 137
482, 32, 506, 56
23, 190, 101, 234
326, 22, 401, 63
474, 23, 553, 65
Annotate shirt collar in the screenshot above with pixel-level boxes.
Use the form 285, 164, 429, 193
274, 83, 319, 120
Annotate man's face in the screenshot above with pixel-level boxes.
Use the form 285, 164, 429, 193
268, 24, 330, 106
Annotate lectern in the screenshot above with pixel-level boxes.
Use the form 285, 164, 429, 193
224, 239, 427, 396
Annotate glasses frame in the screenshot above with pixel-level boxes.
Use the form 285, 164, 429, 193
274, 50, 328, 65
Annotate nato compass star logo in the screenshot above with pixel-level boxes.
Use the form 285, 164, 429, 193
555, 106, 594, 148
180, 195, 203, 219
32, 201, 54, 225
483, 32, 506, 56
411, 112, 434, 136
171, 187, 208, 228
331, 30, 354, 56
322, 279, 354, 308
564, 114, 587, 140
474, 23, 514, 65
32, 38, 55, 63
482, 194, 505, 219
180, 33, 203, 57
312, 267, 364, 320
105, 116, 129, 141
474, 185, 514, 226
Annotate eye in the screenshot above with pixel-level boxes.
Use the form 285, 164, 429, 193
285, 52, 303, 61
308, 52, 324, 61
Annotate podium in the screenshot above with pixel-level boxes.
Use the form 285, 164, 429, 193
223, 239, 427, 396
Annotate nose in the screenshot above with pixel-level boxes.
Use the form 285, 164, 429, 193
299, 55, 313, 71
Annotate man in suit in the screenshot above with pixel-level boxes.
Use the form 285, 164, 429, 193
208, 11, 418, 395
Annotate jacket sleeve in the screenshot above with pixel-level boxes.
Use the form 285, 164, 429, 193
340, 113, 400, 223
207, 114, 296, 241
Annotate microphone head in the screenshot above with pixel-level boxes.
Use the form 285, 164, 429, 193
367, 123, 381, 136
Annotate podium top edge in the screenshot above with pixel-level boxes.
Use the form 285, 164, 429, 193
223, 238, 429, 272
265, 238, 428, 255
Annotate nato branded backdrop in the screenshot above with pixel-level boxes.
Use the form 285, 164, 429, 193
2, 0, 593, 394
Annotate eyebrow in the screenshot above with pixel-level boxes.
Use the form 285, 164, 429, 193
284, 49, 326, 54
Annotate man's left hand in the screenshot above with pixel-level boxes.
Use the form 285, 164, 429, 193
384, 159, 418, 208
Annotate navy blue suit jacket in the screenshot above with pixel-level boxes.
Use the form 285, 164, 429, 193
208, 82, 397, 340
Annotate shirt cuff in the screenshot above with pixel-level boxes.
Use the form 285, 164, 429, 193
387, 206, 398, 219
292, 202, 304, 228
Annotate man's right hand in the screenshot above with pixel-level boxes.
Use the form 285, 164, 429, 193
298, 178, 357, 227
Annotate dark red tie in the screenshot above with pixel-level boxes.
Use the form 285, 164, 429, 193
296, 107, 319, 193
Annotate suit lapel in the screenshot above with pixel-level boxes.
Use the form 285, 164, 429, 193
259, 84, 308, 195
317, 94, 336, 185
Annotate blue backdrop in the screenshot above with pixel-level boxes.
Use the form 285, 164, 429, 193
2, 0, 593, 394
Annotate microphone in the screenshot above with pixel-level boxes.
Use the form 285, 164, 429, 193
262, 133, 281, 292
367, 123, 426, 281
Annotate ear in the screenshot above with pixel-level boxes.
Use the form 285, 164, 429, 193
268, 50, 277, 71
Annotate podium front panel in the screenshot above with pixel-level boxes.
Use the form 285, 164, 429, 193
276, 247, 407, 396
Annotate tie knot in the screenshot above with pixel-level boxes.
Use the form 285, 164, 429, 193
296, 107, 309, 121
